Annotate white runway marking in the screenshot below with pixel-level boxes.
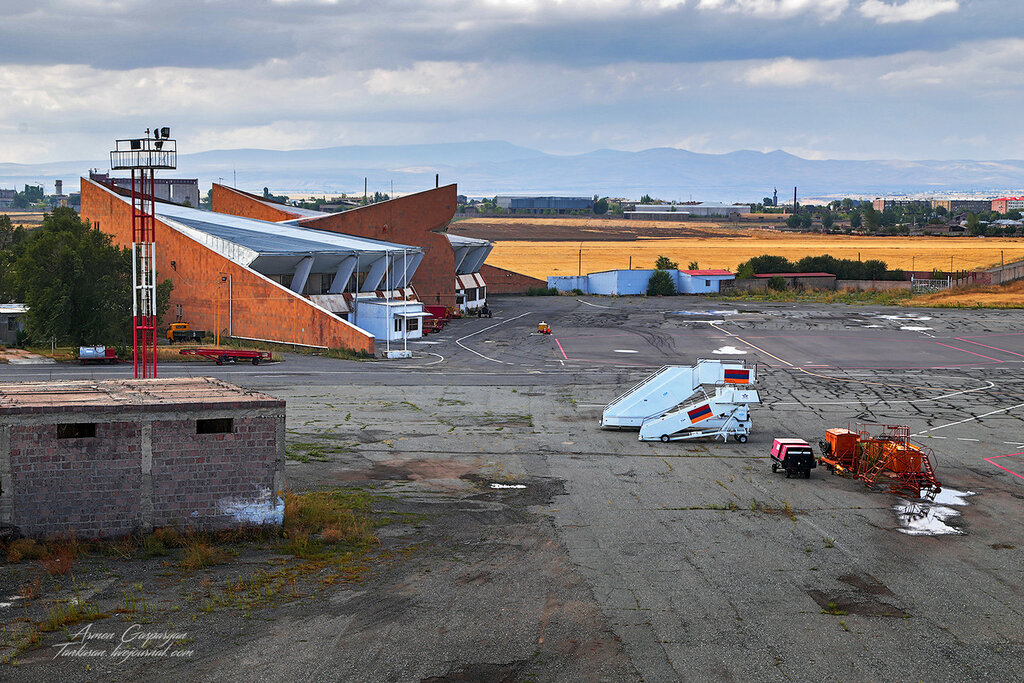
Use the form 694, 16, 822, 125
455, 312, 532, 365
771, 381, 996, 407
912, 401, 1024, 437
576, 299, 613, 309
614, 349, 638, 354
713, 346, 747, 355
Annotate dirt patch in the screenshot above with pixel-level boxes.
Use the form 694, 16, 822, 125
332, 458, 478, 483
807, 589, 907, 617
421, 660, 531, 682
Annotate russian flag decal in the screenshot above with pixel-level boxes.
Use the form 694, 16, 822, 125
687, 404, 713, 423
724, 368, 750, 384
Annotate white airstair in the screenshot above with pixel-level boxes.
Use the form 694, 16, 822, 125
601, 360, 759, 443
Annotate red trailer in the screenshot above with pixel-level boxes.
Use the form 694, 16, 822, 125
423, 305, 450, 334
179, 348, 272, 365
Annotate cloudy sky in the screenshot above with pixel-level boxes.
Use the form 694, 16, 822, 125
1, 0, 1020, 164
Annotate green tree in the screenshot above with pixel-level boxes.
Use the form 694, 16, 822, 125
647, 270, 676, 296
821, 212, 835, 230
593, 197, 609, 215
849, 208, 862, 229
640, 194, 654, 204
862, 205, 880, 231
767, 276, 787, 291
740, 254, 793, 274
654, 255, 678, 270
762, 197, 774, 207
687, 261, 699, 270
6, 208, 132, 345
966, 212, 981, 236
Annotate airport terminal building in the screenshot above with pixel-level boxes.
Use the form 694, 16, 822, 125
81, 178, 430, 352
211, 185, 493, 315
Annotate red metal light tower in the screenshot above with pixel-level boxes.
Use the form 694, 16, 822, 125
110, 128, 176, 379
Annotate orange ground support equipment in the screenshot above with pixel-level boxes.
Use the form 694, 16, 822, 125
819, 424, 941, 499
820, 428, 859, 474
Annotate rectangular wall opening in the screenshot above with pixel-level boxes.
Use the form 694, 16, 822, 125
56, 423, 97, 439
197, 418, 233, 434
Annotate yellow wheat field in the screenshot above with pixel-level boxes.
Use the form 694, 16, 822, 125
488, 234, 1024, 279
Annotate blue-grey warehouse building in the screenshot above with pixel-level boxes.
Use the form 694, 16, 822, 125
496, 195, 594, 214
549, 269, 734, 295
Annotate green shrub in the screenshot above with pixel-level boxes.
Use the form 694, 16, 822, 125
767, 276, 788, 291
526, 286, 559, 296
647, 270, 676, 296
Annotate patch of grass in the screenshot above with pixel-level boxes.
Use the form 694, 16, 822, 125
437, 397, 466, 406
286, 441, 350, 463
179, 538, 232, 570
323, 347, 373, 361
6, 538, 46, 563
39, 599, 108, 633
821, 601, 848, 616
282, 489, 379, 555
718, 288, 914, 306
823, 536, 836, 548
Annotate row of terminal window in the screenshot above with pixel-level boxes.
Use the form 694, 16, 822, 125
55, 419, 233, 439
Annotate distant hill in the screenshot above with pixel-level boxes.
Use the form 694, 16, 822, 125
2, 141, 1023, 202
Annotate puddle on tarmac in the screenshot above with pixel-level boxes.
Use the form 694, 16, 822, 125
613, 349, 639, 354
877, 314, 933, 322
900, 326, 933, 331
712, 346, 747, 355
894, 487, 975, 536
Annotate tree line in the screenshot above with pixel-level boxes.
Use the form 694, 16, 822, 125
735, 254, 903, 280
0, 208, 171, 347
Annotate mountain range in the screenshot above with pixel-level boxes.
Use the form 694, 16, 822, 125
2, 141, 1023, 202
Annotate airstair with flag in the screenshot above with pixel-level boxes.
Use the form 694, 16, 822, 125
601, 360, 759, 443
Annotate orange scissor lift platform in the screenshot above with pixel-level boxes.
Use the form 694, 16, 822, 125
820, 424, 940, 499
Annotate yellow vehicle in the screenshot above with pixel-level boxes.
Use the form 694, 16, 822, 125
166, 322, 205, 343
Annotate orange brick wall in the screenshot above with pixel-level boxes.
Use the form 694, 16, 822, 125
213, 185, 461, 307
211, 184, 300, 222
80, 179, 375, 353
479, 264, 547, 294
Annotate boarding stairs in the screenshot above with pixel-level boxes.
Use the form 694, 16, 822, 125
601, 360, 759, 442
637, 386, 760, 443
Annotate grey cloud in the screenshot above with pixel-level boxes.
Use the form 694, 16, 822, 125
0, 0, 1016, 71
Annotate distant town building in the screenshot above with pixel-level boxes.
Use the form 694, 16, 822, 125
991, 197, 1024, 213
89, 170, 200, 207
495, 195, 594, 214
625, 203, 751, 219
931, 199, 993, 214
872, 199, 931, 212
0, 189, 15, 208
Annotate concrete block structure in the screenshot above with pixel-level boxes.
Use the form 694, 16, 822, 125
211, 184, 493, 312
81, 178, 428, 353
0, 378, 285, 539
